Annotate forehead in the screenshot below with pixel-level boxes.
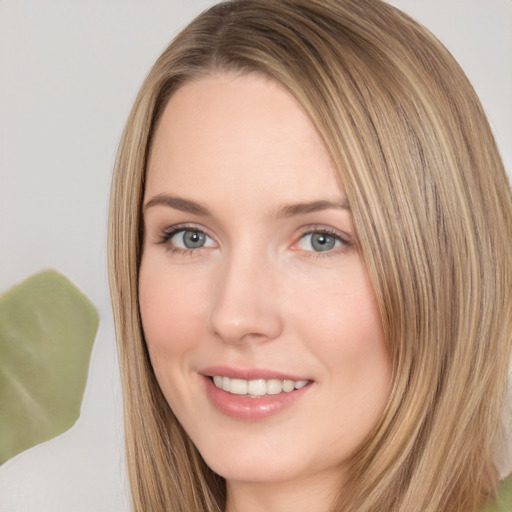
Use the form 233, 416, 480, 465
145, 72, 344, 209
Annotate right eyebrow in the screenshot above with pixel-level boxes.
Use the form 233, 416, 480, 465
143, 194, 211, 216
277, 198, 350, 218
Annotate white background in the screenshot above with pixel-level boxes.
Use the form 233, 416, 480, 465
0, 1, 510, 510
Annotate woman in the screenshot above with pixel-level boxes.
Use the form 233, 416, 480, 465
108, 0, 512, 511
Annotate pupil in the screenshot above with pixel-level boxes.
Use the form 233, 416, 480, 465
311, 233, 335, 252
183, 231, 205, 249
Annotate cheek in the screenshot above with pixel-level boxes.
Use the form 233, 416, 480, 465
138, 258, 206, 360
293, 263, 389, 384
310, 279, 390, 438
138, 258, 212, 418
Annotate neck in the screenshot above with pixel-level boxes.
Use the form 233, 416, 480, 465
224, 468, 344, 512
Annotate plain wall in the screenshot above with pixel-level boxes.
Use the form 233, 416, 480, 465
0, 1, 510, 510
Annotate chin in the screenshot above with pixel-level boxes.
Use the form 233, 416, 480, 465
206, 455, 300, 484
192, 430, 319, 485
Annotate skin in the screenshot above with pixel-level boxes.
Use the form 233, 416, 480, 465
139, 72, 391, 512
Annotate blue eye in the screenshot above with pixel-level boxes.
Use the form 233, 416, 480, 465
298, 232, 342, 252
167, 229, 215, 250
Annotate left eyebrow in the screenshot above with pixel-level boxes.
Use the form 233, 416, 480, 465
143, 194, 211, 216
276, 198, 351, 218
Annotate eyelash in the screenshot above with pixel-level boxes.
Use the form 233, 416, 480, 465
156, 224, 213, 256
155, 224, 352, 257
294, 225, 352, 258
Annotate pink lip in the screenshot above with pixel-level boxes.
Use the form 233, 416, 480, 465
199, 367, 313, 421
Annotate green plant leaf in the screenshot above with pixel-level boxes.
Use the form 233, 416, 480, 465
479, 474, 512, 512
0, 270, 98, 464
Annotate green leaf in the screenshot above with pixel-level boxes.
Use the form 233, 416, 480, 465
0, 270, 98, 464
479, 474, 512, 512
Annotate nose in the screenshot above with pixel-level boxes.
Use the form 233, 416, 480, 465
207, 248, 284, 345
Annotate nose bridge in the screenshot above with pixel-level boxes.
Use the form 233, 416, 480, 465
208, 241, 283, 344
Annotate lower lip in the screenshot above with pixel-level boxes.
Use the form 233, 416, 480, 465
203, 376, 312, 421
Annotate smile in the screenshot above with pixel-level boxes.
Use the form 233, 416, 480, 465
212, 376, 310, 397
202, 370, 314, 420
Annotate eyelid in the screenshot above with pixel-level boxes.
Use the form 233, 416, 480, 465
156, 223, 217, 252
291, 225, 353, 253
153, 222, 353, 256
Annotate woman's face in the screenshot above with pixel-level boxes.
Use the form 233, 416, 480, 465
139, 72, 390, 493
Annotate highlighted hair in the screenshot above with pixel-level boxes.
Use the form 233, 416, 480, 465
108, 1, 512, 510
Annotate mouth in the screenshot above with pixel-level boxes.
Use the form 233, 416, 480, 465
210, 376, 310, 398
201, 369, 314, 420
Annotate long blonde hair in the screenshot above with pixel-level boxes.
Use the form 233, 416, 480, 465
108, 1, 512, 510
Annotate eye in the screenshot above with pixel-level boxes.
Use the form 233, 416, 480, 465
297, 231, 343, 252
159, 227, 216, 252
174, 230, 208, 249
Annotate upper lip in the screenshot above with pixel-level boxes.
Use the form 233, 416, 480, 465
199, 365, 312, 382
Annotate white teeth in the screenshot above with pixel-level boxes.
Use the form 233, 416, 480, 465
282, 380, 295, 392
211, 376, 310, 396
266, 379, 283, 395
229, 378, 248, 395
248, 379, 266, 395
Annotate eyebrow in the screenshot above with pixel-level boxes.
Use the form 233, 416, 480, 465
277, 198, 350, 218
144, 194, 211, 216
143, 194, 350, 217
